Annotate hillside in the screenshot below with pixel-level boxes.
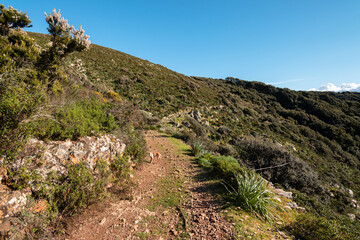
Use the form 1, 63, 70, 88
28, 32, 360, 237
0, 20, 359, 238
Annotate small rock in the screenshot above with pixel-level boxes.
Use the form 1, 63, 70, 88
350, 199, 357, 208
99, 217, 106, 226
347, 189, 354, 198
170, 229, 178, 236
274, 188, 293, 199
277, 230, 288, 238
296, 207, 306, 212
347, 213, 356, 222
287, 202, 298, 209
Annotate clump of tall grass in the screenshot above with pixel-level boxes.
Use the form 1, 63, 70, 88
190, 141, 204, 157
223, 171, 276, 220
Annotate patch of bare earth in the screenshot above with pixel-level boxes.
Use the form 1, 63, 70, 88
59, 131, 235, 239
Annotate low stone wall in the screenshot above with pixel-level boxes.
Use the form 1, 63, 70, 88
0, 134, 126, 237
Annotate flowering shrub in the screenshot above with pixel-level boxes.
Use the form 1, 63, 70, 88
0, 4, 32, 36
42, 9, 91, 64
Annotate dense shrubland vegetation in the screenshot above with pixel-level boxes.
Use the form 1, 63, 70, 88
0, 5, 146, 238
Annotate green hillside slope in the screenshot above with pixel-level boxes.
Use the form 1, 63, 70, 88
28, 31, 360, 237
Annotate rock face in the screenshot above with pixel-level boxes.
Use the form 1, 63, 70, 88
12, 134, 126, 180
189, 110, 202, 122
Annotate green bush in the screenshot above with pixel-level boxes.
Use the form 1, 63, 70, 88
284, 213, 358, 240
123, 127, 147, 164
25, 97, 117, 141
111, 154, 131, 180
47, 160, 110, 217
235, 138, 323, 194
210, 155, 243, 183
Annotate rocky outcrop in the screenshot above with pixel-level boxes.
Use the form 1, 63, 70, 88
11, 134, 126, 181
189, 110, 202, 122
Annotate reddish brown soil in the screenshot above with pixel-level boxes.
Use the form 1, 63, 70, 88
59, 131, 235, 240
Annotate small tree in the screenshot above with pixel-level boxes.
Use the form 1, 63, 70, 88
43, 9, 90, 64
0, 4, 32, 36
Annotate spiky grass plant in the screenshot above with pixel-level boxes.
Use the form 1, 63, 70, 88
190, 141, 204, 157
223, 171, 276, 220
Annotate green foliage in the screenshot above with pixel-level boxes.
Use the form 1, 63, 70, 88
235, 138, 323, 194
209, 155, 243, 183
284, 213, 359, 240
224, 171, 275, 220
196, 152, 276, 220
123, 127, 147, 164
22, 97, 116, 141
0, 30, 40, 72
47, 161, 110, 217
111, 154, 131, 180
190, 141, 203, 157
0, 4, 32, 36
197, 153, 243, 183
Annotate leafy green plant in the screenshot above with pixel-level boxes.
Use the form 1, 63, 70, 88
124, 127, 147, 164
48, 161, 110, 217
284, 213, 358, 240
210, 155, 243, 183
111, 154, 131, 180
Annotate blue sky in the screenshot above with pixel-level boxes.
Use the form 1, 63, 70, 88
3, 0, 360, 90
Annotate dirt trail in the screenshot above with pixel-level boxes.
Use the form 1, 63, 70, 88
61, 131, 235, 239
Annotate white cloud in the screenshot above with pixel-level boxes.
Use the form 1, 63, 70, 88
310, 83, 360, 92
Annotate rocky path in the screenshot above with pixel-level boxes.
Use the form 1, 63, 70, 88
60, 131, 235, 239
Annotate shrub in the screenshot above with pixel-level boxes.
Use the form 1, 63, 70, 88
123, 127, 147, 164
284, 213, 358, 240
210, 155, 243, 183
111, 154, 131, 180
42, 8, 90, 65
27, 97, 117, 141
224, 171, 276, 220
235, 138, 323, 194
47, 160, 110, 217
0, 4, 32, 36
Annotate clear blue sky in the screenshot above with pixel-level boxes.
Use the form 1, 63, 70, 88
4, 0, 360, 90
